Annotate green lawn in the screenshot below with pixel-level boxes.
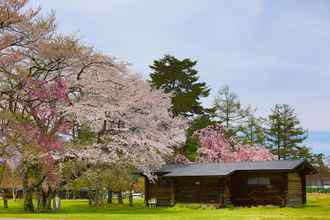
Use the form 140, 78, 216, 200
0, 194, 329, 220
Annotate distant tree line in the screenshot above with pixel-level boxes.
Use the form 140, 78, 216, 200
149, 54, 326, 165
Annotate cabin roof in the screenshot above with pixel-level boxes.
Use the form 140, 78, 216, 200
159, 159, 316, 177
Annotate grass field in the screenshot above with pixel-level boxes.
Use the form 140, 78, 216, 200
0, 193, 329, 220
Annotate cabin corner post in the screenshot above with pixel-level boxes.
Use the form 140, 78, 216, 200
300, 173, 307, 204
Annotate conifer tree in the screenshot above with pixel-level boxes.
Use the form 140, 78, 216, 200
213, 85, 251, 136
150, 55, 210, 117
265, 104, 308, 160
239, 114, 265, 146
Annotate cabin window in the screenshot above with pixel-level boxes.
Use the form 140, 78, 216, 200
248, 177, 270, 186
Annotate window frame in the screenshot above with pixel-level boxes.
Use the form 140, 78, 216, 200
247, 176, 271, 186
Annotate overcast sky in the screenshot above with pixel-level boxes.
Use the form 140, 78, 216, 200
29, 0, 330, 155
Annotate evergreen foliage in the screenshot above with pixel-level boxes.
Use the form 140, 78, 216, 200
213, 85, 251, 136
239, 113, 265, 146
150, 55, 210, 117
265, 104, 308, 160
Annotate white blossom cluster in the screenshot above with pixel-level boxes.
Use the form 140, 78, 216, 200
66, 60, 187, 177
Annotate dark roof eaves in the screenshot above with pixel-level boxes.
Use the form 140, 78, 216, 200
156, 159, 316, 177
291, 159, 318, 174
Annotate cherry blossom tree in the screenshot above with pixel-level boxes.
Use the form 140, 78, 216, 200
175, 154, 192, 164
194, 124, 273, 163
65, 59, 187, 177
0, 1, 187, 212
0, 0, 66, 211
0, 70, 74, 211
175, 124, 273, 164
0, 0, 104, 211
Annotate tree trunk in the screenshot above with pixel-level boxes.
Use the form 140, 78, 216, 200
46, 191, 53, 210
23, 189, 34, 212
53, 190, 61, 210
95, 189, 102, 207
117, 191, 123, 204
36, 190, 41, 212
37, 189, 53, 212
37, 190, 47, 212
107, 190, 112, 204
128, 190, 133, 207
3, 189, 8, 208
12, 170, 16, 201
3, 199, 8, 209
277, 123, 281, 160
23, 171, 34, 212
88, 190, 93, 206
12, 187, 16, 201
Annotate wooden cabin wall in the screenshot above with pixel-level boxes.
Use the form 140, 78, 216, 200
287, 172, 303, 206
222, 177, 231, 207
146, 177, 174, 206
230, 172, 287, 206
174, 176, 223, 204
145, 171, 307, 207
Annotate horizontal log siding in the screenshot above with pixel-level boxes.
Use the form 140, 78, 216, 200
231, 172, 286, 206
174, 176, 222, 204
148, 178, 174, 206
287, 172, 303, 206
146, 171, 306, 207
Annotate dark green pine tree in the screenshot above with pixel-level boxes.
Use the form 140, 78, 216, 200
149, 55, 210, 117
239, 114, 266, 146
265, 104, 308, 160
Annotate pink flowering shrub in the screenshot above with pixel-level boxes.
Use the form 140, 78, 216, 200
193, 124, 273, 163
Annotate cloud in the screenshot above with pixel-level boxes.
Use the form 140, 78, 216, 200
27, 0, 330, 134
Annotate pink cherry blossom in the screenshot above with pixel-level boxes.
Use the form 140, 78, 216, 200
194, 124, 273, 163
175, 154, 192, 164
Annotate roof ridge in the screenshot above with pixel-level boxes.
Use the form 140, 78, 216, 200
160, 159, 314, 177
180, 159, 304, 166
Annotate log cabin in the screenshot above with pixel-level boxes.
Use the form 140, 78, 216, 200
144, 159, 316, 207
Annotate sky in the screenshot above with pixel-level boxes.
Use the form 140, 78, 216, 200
28, 0, 330, 155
